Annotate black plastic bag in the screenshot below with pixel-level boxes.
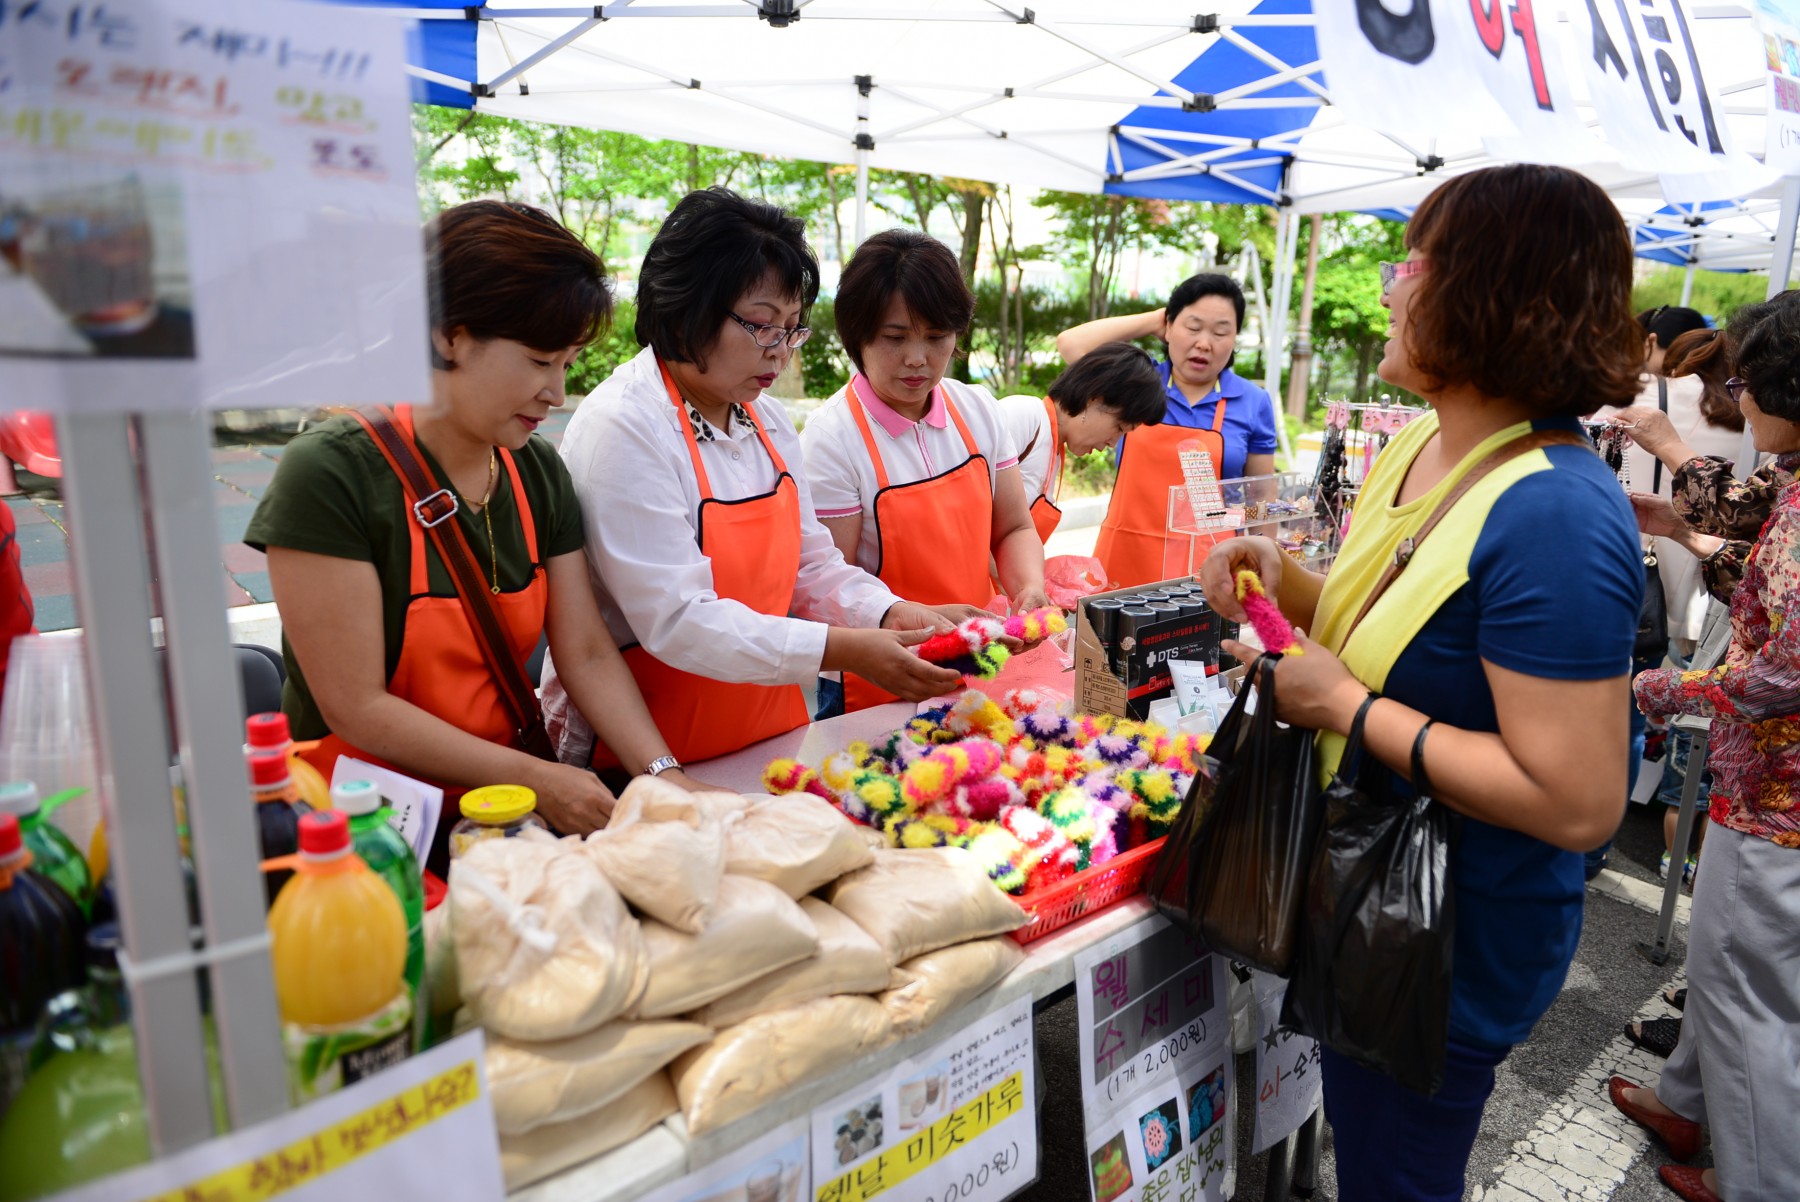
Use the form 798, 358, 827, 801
1148, 654, 1322, 976
1281, 705, 1456, 1095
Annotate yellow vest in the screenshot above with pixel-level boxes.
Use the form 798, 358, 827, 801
1312, 413, 1568, 776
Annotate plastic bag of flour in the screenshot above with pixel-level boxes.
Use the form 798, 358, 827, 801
691, 898, 891, 1028
825, 847, 1024, 964
725, 794, 875, 898
487, 1018, 710, 1135
498, 1071, 676, 1190
583, 776, 728, 933
632, 876, 818, 1019
880, 938, 1023, 1037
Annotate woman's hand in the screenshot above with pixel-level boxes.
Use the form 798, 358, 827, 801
655, 768, 727, 795
1010, 586, 1053, 616
1630, 492, 1687, 539
881, 601, 957, 635
1610, 406, 1679, 458
525, 760, 617, 835
1220, 632, 1369, 735
825, 626, 966, 702
1199, 537, 1286, 623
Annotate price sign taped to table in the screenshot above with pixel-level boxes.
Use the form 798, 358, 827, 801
1075, 913, 1232, 1202
810, 994, 1036, 1202
47, 1031, 503, 1202
1249, 969, 1321, 1155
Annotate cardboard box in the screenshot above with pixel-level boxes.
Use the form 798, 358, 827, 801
1075, 576, 1223, 719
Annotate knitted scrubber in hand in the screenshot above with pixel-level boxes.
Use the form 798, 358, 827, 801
1235, 569, 1302, 655
914, 608, 1068, 679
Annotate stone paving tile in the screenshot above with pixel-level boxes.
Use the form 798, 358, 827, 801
1471, 975, 1688, 1202
214, 502, 258, 545
14, 520, 69, 566
6, 497, 52, 525
222, 543, 267, 574
22, 559, 73, 597
30, 592, 75, 632
232, 569, 273, 604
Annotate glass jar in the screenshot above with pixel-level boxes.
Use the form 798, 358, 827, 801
448, 785, 547, 859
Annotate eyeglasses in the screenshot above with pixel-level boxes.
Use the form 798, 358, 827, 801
1726, 376, 1747, 403
729, 311, 812, 349
1378, 259, 1428, 299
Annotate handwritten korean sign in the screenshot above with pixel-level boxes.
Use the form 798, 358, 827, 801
1075, 913, 1232, 1202
810, 994, 1036, 1202
0, 0, 428, 414
49, 1031, 504, 1202
1248, 970, 1321, 1156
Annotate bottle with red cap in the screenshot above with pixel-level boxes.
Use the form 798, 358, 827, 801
266, 811, 411, 1100
0, 812, 86, 1116
249, 750, 308, 908
244, 713, 332, 812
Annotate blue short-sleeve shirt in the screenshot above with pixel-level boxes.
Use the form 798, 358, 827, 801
1146, 363, 1280, 479
1375, 424, 1642, 1051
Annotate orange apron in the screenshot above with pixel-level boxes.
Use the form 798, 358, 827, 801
299, 405, 548, 788
845, 379, 993, 711
592, 361, 810, 766
1093, 390, 1228, 588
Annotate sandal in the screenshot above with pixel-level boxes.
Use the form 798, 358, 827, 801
1664, 987, 1687, 1012
1626, 1016, 1683, 1058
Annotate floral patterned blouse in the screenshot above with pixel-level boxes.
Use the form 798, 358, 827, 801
1637, 451, 1800, 847
1670, 452, 1799, 600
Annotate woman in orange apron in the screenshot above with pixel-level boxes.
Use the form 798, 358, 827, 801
247, 201, 689, 867
801, 229, 1049, 712
539, 190, 965, 762
1057, 275, 1280, 588
996, 342, 1170, 547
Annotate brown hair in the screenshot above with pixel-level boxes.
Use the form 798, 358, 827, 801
1660, 327, 1744, 431
425, 200, 611, 370
834, 229, 975, 371
1401, 165, 1641, 416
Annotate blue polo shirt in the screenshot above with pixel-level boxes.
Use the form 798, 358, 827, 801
1117, 363, 1280, 480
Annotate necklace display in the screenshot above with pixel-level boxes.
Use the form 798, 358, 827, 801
452, 449, 502, 594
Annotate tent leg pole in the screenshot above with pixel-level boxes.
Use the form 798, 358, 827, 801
1680, 262, 1695, 307
854, 147, 869, 248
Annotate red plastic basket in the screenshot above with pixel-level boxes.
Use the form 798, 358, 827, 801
1008, 837, 1166, 945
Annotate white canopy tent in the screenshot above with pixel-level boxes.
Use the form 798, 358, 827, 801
376, 0, 1797, 442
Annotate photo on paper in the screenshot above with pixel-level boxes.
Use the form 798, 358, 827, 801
896, 1061, 950, 1132
676, 1134, 807, 1202
831, 1095, 883, 1166
1088, 1132, 1133, 1202
1186, 1065, 1228, 1141
1138, 1098, 1183, 1171
0, 172, 195, 360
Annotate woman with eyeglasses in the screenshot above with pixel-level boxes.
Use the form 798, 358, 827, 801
541, 189, 963, 772
800, 228, 1048, 714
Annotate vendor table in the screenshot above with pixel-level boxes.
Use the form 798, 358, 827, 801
513, 690, 1318, 1202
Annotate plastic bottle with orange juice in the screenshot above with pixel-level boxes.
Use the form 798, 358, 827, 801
266, 810, 412, 1101
245, 713, 332, 812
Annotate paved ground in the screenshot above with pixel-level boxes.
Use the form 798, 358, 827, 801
2, 406, 580, 632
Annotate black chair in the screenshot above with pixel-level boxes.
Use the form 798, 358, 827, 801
153, 644, 287, 723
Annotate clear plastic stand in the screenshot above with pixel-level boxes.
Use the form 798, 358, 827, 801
1167, 473, 1339, 578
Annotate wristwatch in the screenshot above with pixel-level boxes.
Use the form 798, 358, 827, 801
645, 755, 682, 778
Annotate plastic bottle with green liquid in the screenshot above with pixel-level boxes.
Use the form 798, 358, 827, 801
0, 782, 90, 917
333, 780, 425, 1039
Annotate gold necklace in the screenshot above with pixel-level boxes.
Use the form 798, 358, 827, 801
453, 450, 502, 594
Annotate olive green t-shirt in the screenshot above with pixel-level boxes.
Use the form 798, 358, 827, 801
244, 413, 585, 740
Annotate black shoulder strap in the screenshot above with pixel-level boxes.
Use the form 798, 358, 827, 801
1653, 377, 1668, 495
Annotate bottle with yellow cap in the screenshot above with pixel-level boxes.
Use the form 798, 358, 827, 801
448, 785, 548, 860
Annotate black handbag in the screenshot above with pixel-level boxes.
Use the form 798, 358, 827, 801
1148, 653, 1323, 976
1635, 379, 1670, 660
1280, 702, 1458, 1095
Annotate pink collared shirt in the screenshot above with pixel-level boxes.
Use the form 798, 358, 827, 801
800, 375, 1021, 577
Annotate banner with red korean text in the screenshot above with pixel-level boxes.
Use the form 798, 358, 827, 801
1312, 0, 1602, 165
0, 0, 429, 413
1074, 914, 1233, 1202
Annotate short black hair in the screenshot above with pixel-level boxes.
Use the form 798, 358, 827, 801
835, 229, 975, 371
635, 187, 820, 370
1637, 305, 1709, 347
1728, 292, 1800, 421
427, 201, 610, 370
1165, 273, 1246, 328
1047, 342, 1165, 426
